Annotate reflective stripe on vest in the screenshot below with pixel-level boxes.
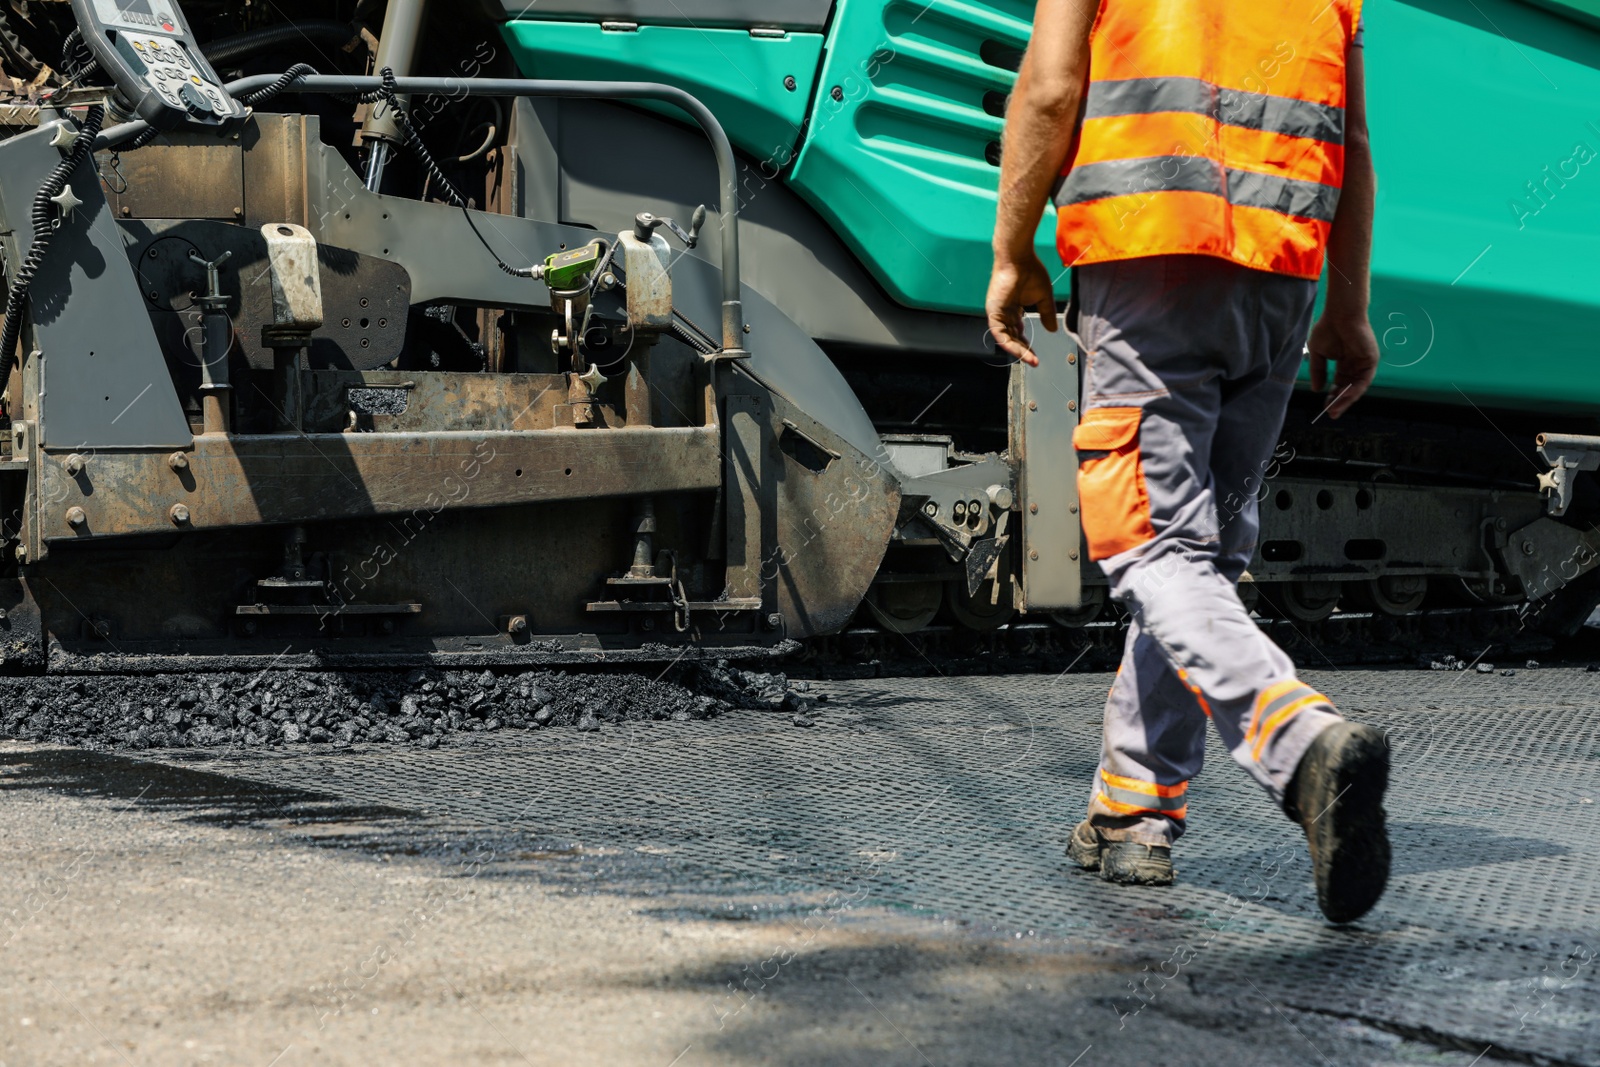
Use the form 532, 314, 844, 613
1054, 0, 1363, 280
1058, 158, 1341, 223
1085, 77, 1346, 146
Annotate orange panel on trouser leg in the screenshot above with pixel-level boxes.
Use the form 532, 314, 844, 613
1074, 407, 1156, 561
1177, 668, 1214, 718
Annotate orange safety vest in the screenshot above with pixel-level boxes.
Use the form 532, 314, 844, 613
1054, 0, 1363, 280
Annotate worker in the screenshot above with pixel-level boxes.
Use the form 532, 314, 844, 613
987, 0, 1387, 923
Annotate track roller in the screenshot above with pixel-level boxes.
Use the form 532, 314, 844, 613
1258, 580, 1341, 622
947, 575, 1017, 632
1048, 585, 1107, 628
863, 582, 942, 634
1345, 575, 1428, 616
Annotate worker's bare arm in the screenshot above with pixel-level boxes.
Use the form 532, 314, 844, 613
1308, 42, 1378, 419
986, 0, 1098, 366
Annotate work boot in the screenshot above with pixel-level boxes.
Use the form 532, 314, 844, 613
1066, 819, 1103, 870
1100, 840, 1175, 886
1284, 721, 1391, 924
1067, 819, 1174, 885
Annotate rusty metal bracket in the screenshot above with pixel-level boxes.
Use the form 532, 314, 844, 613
35, 426, 723, 541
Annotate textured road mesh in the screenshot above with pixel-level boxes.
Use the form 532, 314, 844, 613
159, 666, 1600, 1064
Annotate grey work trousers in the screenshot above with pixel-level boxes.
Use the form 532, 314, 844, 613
1071, 254, 1342, 846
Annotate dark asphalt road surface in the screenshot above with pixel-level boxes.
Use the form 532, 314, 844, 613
3, 665, 1595, 1065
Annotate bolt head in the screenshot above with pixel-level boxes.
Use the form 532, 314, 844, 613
170, 503, 191, 525
766, 613, 784, 630
1028, 401, 1038, 411
922, 501, 938, 516
1522, 540, 1536, 556
1029, 503, 1039, 514
241, 620, 258, 637
1029, 549, 1039, 561
64, 453, 85, 475
507, 615, 529, 634
168, 451, 189, 470
784, 75, 798, 91
65, 506, 86, 527
830, 85, 844, 102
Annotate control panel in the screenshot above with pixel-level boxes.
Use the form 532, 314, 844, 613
68, 0, 246, 130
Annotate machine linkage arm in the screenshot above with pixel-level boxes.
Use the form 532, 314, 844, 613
98, 73, 749, 358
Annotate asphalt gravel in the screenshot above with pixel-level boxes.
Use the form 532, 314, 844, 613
0, 662, 819, 751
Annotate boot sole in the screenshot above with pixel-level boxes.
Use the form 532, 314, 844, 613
1100, 842, 1174, 886
1066, 823, 1102, 871
1302, 724, 1391, 923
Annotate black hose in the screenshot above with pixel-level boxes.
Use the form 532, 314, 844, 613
201, 21, 357, 68
0, 105, 106, 393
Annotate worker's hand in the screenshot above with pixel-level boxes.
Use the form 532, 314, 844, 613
986, 251, 1059, 366
1308, 311, 1379, 420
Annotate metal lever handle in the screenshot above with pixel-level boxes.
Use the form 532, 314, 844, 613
634, 206, 706, 249
189, 249, 233, 300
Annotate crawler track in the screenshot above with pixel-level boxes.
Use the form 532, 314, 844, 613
794, 604, 1557, 677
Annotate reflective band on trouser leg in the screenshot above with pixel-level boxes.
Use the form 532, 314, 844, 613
1246, 680, 1328, 762
1098, 769, 1189, 820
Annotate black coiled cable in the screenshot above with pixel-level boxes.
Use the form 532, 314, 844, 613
367, 68, 466, 206
123, 125, 161, 149
59, 28, 100, 85
0, 105, 106, 393
670, 315, 718, 355
362, 67, 538, 278
240, 62, 319, 108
